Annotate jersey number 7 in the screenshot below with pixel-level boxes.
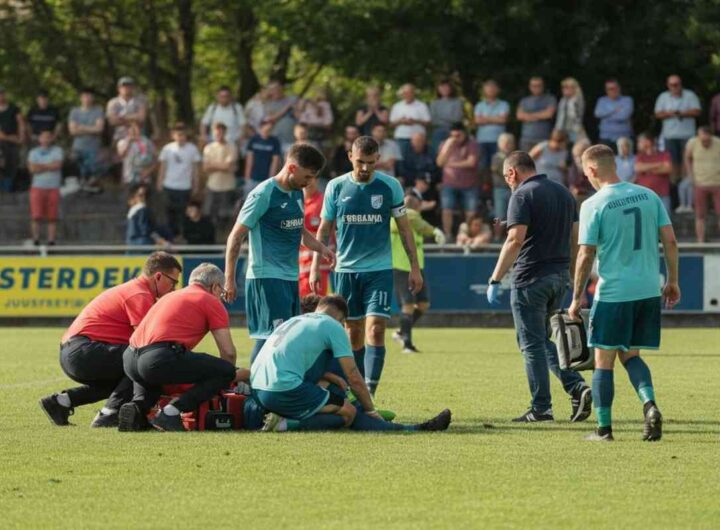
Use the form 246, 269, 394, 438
623, 207, 642, 251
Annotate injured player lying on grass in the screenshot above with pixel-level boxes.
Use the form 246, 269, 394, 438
245, 294, 451, 432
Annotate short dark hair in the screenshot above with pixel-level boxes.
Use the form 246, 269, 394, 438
143, 251, 182, 276
698, 125, 712, 135
217, 85, 232, 93
450, 122, 465, 132
80, 87, 94, 95
187, 200, 203, 210
352, 136, 379, 155
172, 122, 187, 133
638, 131, 655, 142
317, 294, 348, 319
213, 122, 227, 131
128, 183, 148, 198
37, 89, 49, 98
300, 294, 321, 314
287, 143, 326, 172
504, 151, 536, 173
436, 78, 456, 97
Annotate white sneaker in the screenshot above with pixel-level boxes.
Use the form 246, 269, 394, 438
261, 412, 284, 432
391, 330, 405, 345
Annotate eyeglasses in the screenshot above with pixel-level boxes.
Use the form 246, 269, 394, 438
161, 272, 179, 286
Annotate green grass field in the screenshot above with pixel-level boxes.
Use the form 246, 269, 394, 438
1, 327, 718, 529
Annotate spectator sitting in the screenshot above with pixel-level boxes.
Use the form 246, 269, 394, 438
68, 88, 105, 188
126, 183, 167, 247
567, 138, 592, 202
390, 83, 431, 159
400, 131, 438, 187
355, 85, 389, 136
635, 132, 672, 213
106, 77, 148, 143
183, 200, 216, 245
436, 122, 480, 240
27, 130, 63, 245
263, 80, 298, 153
615, 137, 635, 182
157, 122, 201, 238
594, 78, 633, 151
330, 125, 359, 178
555, 77, 586, 144
202, 122, 238, 231
292, 122, 321, 150
0, 86, 25, 193
117, 121, 155, 186
27, 89, 62, 143
684, 126, 720, 241
199, 85, 246, 149
295, 89, 333, 149
456, 214, 492, 249
474, 79, 510, 170
430, 79, 464, 154
516, 76, 557, 152
529, 129, 568, 186
371, 123, 402, 177
244, 118, 282, 195
490, 132, 515, 241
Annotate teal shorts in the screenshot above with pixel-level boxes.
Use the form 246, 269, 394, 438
253, 383, 331, 421
588, 296, 661, 352
245, 278, 300, 339
334, 269, 393, 320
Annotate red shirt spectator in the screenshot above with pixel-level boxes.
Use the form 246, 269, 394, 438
635, 135, 672, 198
62, 276, 155, 345
437, 130, 480, 190
130, 284, 229, 350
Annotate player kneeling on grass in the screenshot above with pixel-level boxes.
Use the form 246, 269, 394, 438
118, 263, 249, 432
251, 294, 451, 432
569, 144, 681, 442
40, 251, 182, 428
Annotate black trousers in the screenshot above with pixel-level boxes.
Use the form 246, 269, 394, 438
163, 188, 191, 238
123, 343, 235, 413
59, 336, 132, 410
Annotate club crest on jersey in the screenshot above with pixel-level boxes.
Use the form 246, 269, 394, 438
371, 195, 383, 209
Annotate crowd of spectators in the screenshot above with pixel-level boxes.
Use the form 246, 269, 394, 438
1, 73, 720, 246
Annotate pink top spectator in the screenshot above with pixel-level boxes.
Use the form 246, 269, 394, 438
440, 139, 480, 189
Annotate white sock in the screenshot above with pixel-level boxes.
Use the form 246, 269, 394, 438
100, 407, 116, 416
277, 418, 288, 432
56, 393, 71, 408
163, 404, 180, 416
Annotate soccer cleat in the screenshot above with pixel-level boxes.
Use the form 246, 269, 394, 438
584, 430, 614, 442
512, 409, 554, 423
642, 404, 663, 441
261, 412, 283, 432
151, 411, 186, 432
91, 410, 119, 428
377, 409, 396, 422
392, 330, 405, 345
417, 409, 452, 431
39, 394, 73, 426
402, 344, 421, 354
118, 402, 150, 432
570, 386, 593, 423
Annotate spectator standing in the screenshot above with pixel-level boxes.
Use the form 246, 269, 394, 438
516, 77, 557, 152
296, 89, 334, 150
594, 79, 634, 150
0, 87, 25, 193
371, 123, 402, 177
474, 80, 510, 170
555, 78, 586, 144
615, 137, 635, 182
436, 123, 480, 240
263, 81, 297, 153
244, 88, 267, 136
635, 133, 672, 213
244, 119, 282, 194
157, 123, 201, 238
390, 83, 431, 159
709, 91, 720, 135
489, 132, 515, 240
202, 122, 238, 230
126, 184, 166, 247
412, 175, 440, 227
355, 86, 389, 136
330, 125, 359, 178
567, 138, 593, 202
68, 88, 105, 186
27, 90, 62, 143
400, 132, 438, 187
183, 200, 216, 245
654, 74, 701, 183
684, 126, 720, 241
429, 79, 464, 154
117, 121, 155, 186
27, 130, 63, 245
199, 86, 246, 148
106, 77, 148, 143
292, 123, 321, 151
456, 214, 492, 249
529, 130, 569, 186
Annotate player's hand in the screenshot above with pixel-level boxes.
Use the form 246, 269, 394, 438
319, 245, 336, 270
662, 282, 681, 309
223, 278, 237, 303
366, 410, 384, 421
408, 268, 423, 295
486, 282, 501, 305
567, 299, 583, 322
308, 264, 321, 294
433, 228, 446, 245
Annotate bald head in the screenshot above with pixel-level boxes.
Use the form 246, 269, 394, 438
581, 144, 618, 190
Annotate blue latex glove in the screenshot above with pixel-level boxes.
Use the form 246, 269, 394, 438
487, 282, 501, 304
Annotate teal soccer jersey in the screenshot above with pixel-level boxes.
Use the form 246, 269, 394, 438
321, 171, 406, 273
237, 178, 305, 281
250, 313, 353, 392
579, 182, 671, 303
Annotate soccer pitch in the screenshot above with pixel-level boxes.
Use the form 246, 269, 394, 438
1, 328, 718, 529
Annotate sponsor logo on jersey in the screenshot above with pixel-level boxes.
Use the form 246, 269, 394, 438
371, 194, 383, 209
341, 196, 352, 202
342, 213, 383, 224
280, 218, 304, 229
280, 202, 288, 209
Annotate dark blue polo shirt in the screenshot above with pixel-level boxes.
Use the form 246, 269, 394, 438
506, 174, 578, 288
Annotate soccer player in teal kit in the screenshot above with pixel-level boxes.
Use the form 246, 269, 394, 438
569, 144, 681, 442
310, 136, 422, 396
224, 143, 335, 363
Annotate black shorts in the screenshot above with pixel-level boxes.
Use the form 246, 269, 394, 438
393, 269, 429, 307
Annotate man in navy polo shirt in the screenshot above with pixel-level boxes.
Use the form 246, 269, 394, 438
244, 118, 282, 195
487, 151, 591, 423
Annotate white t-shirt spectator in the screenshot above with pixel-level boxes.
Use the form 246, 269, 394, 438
159, 141, 201, 190
201, 102, 246, 144
390, 99, 431, 139
378, 139, 403, 177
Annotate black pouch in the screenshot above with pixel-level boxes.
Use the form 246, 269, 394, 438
204, 411, 234, 431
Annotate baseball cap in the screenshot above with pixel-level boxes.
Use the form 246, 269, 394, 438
117, 76, 135, 87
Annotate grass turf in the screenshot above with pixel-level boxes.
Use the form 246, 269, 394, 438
0, 327, 718, 529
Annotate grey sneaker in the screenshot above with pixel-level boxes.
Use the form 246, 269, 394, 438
91, 410, 118, 428
584, 430, 614, 442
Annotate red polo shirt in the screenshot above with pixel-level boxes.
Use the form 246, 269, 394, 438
130, 284, 229, 350
62, 276, 156, 345
636, 151, 671, 197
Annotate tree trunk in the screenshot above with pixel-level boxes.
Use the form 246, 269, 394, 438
168, 0, 196, 126
232, 4, 260, 104
269, 41, 292, 85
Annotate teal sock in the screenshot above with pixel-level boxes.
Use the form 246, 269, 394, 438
623, 356, 656, 404
353, 347, 366, 378
364, 345, 386, 395
592, 369, 614, 429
